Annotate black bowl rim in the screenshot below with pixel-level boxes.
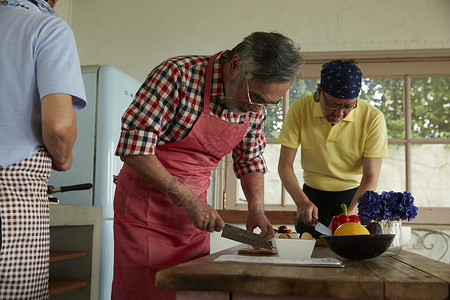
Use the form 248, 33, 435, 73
323, 234, 395, 240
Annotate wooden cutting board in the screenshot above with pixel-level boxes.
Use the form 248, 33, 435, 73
237, 247, 277, 255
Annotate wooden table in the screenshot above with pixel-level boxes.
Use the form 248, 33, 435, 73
156, 244, 450, 300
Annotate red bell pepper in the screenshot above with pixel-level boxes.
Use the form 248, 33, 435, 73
331, 204, 361, 235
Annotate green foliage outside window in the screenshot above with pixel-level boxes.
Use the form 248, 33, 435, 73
410, 77, 450, 138
360, 78, 404, 138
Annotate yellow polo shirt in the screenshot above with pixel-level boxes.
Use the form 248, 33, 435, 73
278, 95, 388, 191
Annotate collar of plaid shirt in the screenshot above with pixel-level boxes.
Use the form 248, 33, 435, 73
210, 50, 228, 104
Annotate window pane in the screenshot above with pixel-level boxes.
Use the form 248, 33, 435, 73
411, 144, 450, 207
264, 79, 319, 139
289, 79, 319, 106
360, 78, 404, 138
262, 144, 282, 204
238, 144, 283, 205
378, 144, 406, 193
237, 144, 299, 206
264, 106, 283, 139
410, 77, 450, 138
284, 192, 297, 206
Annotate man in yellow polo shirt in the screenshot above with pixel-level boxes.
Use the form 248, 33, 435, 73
278, 60, 388, 238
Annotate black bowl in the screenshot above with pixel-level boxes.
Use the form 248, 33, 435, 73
323, 234, 395, 261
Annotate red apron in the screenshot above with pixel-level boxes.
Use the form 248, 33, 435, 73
112, 53, 249, 300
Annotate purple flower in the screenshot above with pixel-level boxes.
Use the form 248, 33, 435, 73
357, 190, 418, 222
399, 191, 418, 221
357, 190, 382, 221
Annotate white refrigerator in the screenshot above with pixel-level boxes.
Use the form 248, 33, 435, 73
48, 65, 141, 300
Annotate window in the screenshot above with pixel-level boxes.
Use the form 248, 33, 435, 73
218, 50, 450, 212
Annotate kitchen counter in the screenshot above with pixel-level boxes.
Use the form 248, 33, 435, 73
156, 243, 450, 300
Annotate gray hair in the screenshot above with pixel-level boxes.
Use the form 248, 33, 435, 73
228, 32, 303, 83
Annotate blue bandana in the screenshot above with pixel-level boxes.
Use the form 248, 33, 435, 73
320, 60, 362, 99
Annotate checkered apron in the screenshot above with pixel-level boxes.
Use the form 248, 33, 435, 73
0, 148, 52, 299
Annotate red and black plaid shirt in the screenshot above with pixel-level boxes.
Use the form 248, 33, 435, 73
115, 51, 267, 178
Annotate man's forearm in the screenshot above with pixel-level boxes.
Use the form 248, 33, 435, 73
278, 164, 309, 207
348, 180, 379, 213
240, 172, 265, 213
240, 171, 274, 238
42, 124, 76, 170
41, 94, 77, 171
349, 158, 383, 214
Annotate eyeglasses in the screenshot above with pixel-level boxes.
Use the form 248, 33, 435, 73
246, 80, 280, 108
322, 92, 357, 112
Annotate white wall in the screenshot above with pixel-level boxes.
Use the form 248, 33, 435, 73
56, 0, 450, 83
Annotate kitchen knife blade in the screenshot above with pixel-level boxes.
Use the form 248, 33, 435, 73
313, 219, 332, 236
221, 223, 272, 250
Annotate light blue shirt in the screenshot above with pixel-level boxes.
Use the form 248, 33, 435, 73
0, 2, 87, 167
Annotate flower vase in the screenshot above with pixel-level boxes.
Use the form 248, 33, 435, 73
380, 219, 402, 256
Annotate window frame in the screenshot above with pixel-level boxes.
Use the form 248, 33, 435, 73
217, 49, 450, 219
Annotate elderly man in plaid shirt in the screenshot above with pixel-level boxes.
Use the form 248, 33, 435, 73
112, 32, 303, 300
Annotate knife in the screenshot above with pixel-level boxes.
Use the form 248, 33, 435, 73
47, 183, 93, 194
313, 219, 332, 236
221, 223, 272, 250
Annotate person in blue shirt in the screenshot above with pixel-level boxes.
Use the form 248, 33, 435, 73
0, 0, 86, 298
